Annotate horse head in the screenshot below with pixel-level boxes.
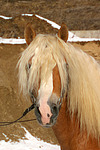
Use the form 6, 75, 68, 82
18, 23, 68, 127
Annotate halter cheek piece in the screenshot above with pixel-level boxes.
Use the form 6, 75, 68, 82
57, 89, 65, 107
57, 64, 69, 108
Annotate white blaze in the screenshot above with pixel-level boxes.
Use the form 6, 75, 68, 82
38, 73, 53, 125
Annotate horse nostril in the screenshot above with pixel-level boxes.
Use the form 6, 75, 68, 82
51, 105, 58, 117
47, 113, 50, 117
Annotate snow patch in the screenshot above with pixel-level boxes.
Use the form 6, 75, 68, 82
0, 126, 60, 150
35, 14, 60, 29
0, 36, 100, 45
22, 14, 33, 17
0, 37, 26, 44
0, 15, 12, 19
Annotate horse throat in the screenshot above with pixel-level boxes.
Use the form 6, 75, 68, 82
52, 99, 70, 149
52, 100, 100, 150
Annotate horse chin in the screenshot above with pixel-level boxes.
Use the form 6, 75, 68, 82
40, 122, 56, 128
36, 117, 57, 128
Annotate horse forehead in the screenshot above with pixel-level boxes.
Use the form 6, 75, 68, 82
38, 65, 61, 98
38, 72, 53, 99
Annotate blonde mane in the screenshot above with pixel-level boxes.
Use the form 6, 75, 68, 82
18, 34, 100, 139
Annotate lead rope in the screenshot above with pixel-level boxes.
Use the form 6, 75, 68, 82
0, 103, 36, 127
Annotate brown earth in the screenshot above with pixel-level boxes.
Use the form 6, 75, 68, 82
0, 0, 100, 146
0, 0, 100, 38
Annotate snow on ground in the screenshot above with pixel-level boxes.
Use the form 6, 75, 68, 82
0, 36, 99, 45
0, 15, 12, 19
0, 37, 26, 44
0, 14, 100, 44
35, 14, 60, 29
0, 126, 60, 150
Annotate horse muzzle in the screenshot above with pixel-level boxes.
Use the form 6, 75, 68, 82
35, 103, 60, 127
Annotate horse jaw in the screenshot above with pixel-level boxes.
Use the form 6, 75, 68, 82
38, 73, 53, 126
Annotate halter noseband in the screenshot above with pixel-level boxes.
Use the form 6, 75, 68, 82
30, 89, 65, 108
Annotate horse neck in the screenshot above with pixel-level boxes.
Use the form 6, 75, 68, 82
52, 99, 100, 150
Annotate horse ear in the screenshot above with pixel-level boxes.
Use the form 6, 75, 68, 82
24, 23, 36, 45
58, 23, 68, 42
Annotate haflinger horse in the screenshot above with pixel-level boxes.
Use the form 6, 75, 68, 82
18, 23, 100, 150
